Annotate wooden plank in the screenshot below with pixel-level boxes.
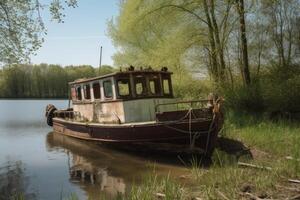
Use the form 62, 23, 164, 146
238, 162, 272, 171
288, 179, 300, 184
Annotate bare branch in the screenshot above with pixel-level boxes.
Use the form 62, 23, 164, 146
142, 3, 208, 26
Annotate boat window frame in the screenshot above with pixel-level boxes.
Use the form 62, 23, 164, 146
83, 84, 91, 100
92, 81, 101, 100
71, 86, 77, 101
116, 76, 132, 99
133, 74, 147, 97
103, 79, 114, 99
76, 85, 82, 100
162, 74, 173, 97
148, 74, 162, 97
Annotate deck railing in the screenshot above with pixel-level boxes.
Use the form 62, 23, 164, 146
155, 99, 211, 113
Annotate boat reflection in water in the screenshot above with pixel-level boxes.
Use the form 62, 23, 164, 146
69, 156, 126, 196
46, 132, 127, 198
46, 132, 186, 198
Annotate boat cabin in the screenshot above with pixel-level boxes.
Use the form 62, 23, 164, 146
69, 68, 175, 123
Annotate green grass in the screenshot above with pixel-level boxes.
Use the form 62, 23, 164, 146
224, 112, 300, 177
184, 112, 300, 199
64, 193, 79, 200
11, 194, 25, 200
127, 174, 187, 200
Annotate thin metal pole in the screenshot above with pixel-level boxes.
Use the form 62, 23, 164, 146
99, 46, 102, 69
68, 85, 71, 109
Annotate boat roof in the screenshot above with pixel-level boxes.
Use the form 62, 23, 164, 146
69, 68, 172, 85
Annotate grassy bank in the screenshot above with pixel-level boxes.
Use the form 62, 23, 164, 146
58, 113, 299, 200
185, 113, 300, 199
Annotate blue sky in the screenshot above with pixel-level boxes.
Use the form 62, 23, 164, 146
31, 0, 119, 67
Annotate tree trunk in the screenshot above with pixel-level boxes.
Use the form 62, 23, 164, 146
210, 0, 226, 82
236, 0, 251, 85
202, 0, 219, 83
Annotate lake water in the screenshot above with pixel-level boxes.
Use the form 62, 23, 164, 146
0, 100, 189, 200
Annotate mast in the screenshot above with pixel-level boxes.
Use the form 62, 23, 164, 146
99, 46, 102, 69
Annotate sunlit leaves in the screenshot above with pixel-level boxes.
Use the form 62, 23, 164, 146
0, 0, 77, 64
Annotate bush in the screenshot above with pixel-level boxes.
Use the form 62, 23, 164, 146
172, 73, 212, 100
222, 81, 265, 113
263, 65, 300, 114
221, 64, 300, 117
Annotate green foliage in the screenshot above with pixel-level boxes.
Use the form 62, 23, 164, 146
109, 0, 300, 110
222, 81, 265, 113
108, 0, 210, 72
172, 73, 212, 100
221, 64, 300, 115
97, 65, 115, 76
0, 0, 77, 64
0, 0, 44, 64
262, 65, 300, 114
0, 64, 114, 98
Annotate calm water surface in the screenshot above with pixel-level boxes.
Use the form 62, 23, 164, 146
0, 100, 188, 200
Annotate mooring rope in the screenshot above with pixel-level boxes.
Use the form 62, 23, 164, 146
189, 108, 192, 147
204, 112, 216, 154
159, 105, 217, 154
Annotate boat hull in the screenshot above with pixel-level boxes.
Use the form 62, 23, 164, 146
52, 118, 219, 155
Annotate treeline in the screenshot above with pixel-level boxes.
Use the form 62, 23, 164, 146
0, 64, 114, 98
108, 0, 300, 115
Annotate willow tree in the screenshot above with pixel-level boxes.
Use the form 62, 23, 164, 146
108, 0, 236, 84
0, 0, 77, 64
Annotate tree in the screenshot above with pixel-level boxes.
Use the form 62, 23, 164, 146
0, 0, 77, 64
262, 0, 300, 67
0, 64, 101, 98
98, 65, 115, 75
235, 0, 251, 85
108, 0, 235, 83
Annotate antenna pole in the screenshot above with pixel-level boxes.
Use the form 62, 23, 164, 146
99, 46, 102, 69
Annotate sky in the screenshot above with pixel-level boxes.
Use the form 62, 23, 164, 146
31, 0, 119, 67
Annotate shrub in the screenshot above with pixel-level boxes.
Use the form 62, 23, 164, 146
222, 81, 265, 113
172, 73, 212, 100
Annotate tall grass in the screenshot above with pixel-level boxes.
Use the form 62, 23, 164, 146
224, 112, 300, 160
186, 112, 300, 199
126, 174, 187, 200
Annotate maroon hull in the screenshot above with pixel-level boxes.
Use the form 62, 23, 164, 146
53, 118, 219, 154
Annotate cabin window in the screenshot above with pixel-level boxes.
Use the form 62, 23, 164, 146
83, 84, 91, 100
76, 86, 82, 100
149, 75, 161, 95
135, 82, 143, 95
134, 76, 146, 96
163, 78, 170, 95
93, 82, 101, 99
103, 80, 113, 98
71, 87, 76, 100
117, 79, 131, 97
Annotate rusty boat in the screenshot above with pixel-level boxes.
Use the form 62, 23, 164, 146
45, 67, 223, 156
